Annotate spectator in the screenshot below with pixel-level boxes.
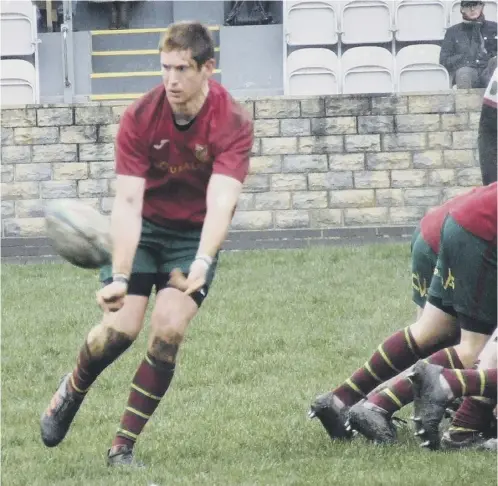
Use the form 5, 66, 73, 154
89, 0, 136, 30
440, 1, 497, 89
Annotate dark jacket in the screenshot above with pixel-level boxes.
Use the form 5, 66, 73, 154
440, 19, 497, 75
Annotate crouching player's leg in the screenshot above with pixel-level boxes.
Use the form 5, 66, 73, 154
348, 198, 497, 445
308, 224, 458, 441
412, 328, 497, 450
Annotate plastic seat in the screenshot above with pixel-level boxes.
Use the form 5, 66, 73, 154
397, 44, 450, 92
341, 46, 394, 94
286, 48, 340, 95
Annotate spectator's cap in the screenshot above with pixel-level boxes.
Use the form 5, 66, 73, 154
460, 1, 484, 7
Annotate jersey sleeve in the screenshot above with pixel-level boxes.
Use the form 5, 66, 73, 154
115, 108, 150, 178
483, 68, 497, 109
212, 111, 253, 183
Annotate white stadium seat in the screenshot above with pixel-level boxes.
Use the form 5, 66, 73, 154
396, 44, 450, 92
448, 0, 497, 26
1, 0, 37, 57
395, 0, 447, 42
286, 48, 340, 95
341, 46, 394, 94
340, 0, 393, 44
1, 59, 37, 105
285, 0, 340, 46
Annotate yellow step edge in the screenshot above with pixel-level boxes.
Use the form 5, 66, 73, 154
91, 26, 219, 35
90, 93, 144, 101
92, 69, 221, 79
92, 47, 220, 56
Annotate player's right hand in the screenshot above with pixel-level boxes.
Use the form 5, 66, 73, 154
96, 281, 128, 312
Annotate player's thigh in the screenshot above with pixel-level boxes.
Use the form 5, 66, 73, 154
438, 216, 497, 333
100, 294, 149, 338
411, 226, 437, 309
149, 287, 199, 344
157, 226, 220, 308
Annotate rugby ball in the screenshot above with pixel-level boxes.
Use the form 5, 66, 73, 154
45, 200, 112, 269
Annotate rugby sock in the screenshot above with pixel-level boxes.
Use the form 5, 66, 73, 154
441, 368, 497, 399
333, 327, 422, 406
449, 397, 496, 437
111, 353, 175, 449
69, 330, 133, 395
369, 347, 464, 415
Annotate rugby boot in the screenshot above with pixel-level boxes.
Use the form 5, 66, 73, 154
308, 392, 353, 440
348, 401, 398, 444
410, 361, 453, 450
441, 430, 496, 451
478, 438, 498, 451
107, 445, 145, 467
40, 373, 84, 447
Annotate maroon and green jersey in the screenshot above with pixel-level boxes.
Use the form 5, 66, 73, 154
420, 187, 480, 254
115, 79, 254, 228
450, 182, 497, 243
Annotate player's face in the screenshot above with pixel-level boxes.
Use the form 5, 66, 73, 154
160, 49, 214, 106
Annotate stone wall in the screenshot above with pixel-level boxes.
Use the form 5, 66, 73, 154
1, 90, 485, 256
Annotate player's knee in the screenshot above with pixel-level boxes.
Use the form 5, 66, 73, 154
150, 306, 188, 340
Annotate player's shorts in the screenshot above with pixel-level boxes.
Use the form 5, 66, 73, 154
427, 215, 497, 335
99, 218, 218, 307
411, 224, 438, 308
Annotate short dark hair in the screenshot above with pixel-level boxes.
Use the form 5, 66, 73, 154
158, 21, 215, 69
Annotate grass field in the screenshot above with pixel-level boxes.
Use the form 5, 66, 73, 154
2, 244, 496, 486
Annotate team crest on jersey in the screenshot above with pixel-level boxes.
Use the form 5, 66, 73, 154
194, 144, 211, 164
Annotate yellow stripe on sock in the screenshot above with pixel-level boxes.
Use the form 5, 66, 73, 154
472, 395, 493, 404
365, 362, 381, 382
117, 428, 138, 440
478, 370, 486, 397
444, 348, 456, 369
131, 384, 161, 400
378, 345, 401, 373
70, 374, 88, 394
145, 354, 154, 367
455, 369, 467, 395
448, 426, 478, 433
383, 389, 403, 409
346, 378, 366, 397
404, 327, 417, 356
126, 406, 150, 419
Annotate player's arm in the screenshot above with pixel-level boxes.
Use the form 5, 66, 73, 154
196, 117, 253, 261
110, 175, 145, 278
195, 174, 243, 259
109, 109, 150, 280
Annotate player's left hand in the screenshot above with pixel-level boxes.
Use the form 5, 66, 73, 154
183, 259, 209, 295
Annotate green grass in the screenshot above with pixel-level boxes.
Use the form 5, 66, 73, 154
2, 244, 496, 486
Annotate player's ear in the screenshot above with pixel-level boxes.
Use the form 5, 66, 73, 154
202, 58, 215, 77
